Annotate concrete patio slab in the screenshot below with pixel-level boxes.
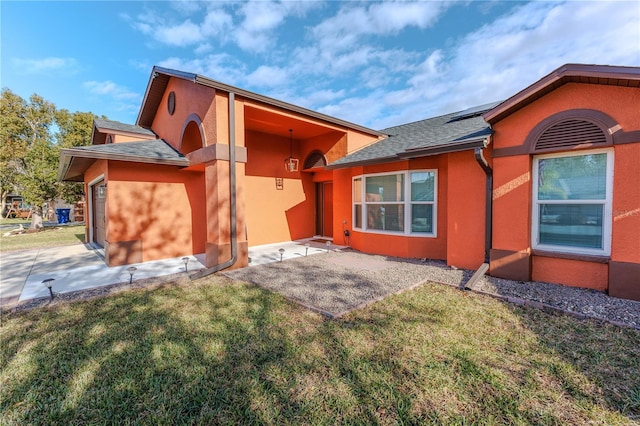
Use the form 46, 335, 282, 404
1, 237, 340, 307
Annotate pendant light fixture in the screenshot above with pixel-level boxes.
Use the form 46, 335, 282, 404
284, 129, 299, 172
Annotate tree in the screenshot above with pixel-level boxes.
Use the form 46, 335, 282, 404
0, 89, 30, 213
54, 109, 101, 203
0, 88, 102, 228
0, 89, 56, 221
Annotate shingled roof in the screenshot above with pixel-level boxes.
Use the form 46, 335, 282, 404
59, 139, 188, 182
327, 102, 498, 169
94, 119, 156, 137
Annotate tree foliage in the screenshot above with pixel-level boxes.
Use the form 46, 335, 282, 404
0, 88, 102, 213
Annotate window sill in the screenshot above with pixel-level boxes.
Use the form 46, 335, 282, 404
532, 249, 610, 264
353, 229, 437, 238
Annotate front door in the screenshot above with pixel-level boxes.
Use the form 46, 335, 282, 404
315, 182, 333, 238
91, 180, 106, 247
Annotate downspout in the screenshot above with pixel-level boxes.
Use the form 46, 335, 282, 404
191, 92, 237, 279
474, 143, 492, 263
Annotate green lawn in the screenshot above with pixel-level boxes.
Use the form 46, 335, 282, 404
0, 218, 31, 226
0, 225, 85, 252
1, 276, 638, 425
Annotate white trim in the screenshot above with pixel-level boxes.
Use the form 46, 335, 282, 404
352, 170, 437, 238
531, 148, 613, 256
87, 174, 105, 246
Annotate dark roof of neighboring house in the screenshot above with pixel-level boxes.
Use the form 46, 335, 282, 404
327, 103, 498, 169
58, 139, 188, 182
92, 119, 157, 145
484, 64, 640, 124
137, 66, 387, 138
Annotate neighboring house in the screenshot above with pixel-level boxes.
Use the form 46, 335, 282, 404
58, 63, 640, 301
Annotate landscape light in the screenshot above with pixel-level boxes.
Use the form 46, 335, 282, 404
42, 278, 55, 301
127, 266, 137, 284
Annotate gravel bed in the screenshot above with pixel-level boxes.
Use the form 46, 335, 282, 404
224, 250, 463, 317
224, 249, 640, 328
474, 275, 640, 329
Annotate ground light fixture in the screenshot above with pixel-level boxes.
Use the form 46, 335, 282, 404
42, 278, 55, 300
182, 257, 190, 272
279, 248, 285, 262
127, 266, 137, 284
305, 243, 310, 256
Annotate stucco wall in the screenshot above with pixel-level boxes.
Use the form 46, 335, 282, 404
151, 78, 217, 151
107, 162, 206, 263
446, 150, 488, 270
243, 130, 316, 246
490, 83, 640, 291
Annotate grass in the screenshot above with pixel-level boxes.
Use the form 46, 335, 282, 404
0, 218, 32, 226
1, 276, 639, 425
0, 225, 85, 252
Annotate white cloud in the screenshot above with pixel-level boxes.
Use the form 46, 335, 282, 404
13, 57, 79, 74
155, 20, 204, 46
312, 1, 449, 54
194, 43, 213, 55
128, 7, 233, 48
125, 0, 639, 130
246, 65, 289, 87
360, 0, 640, 127
233, 0, 289, 52
440, 1, 640, 110
157, 54, 247, 85
201, 8, 234, 38
83, 81, 140, 101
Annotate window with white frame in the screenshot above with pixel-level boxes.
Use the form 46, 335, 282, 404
353, 171, 436, 236
532, 149, 613, 255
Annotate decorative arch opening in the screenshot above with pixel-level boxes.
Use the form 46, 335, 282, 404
180, 114, 205, 155
303, 150, 327, 170
525, 109, 615, 154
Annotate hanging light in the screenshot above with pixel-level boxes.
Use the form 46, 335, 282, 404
284, 129, 299, 172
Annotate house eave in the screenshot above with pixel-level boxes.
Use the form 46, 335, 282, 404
397, 138, 489, 159
483, 63, 640, 124
137, 66, 387, 138
58, 147, 190, 182
326, 137, 489, 170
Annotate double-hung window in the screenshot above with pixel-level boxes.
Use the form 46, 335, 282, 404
353, 170, 436, 236
532, 149, 613, 256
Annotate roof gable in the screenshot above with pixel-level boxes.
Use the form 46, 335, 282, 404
137, 66, 386, 138
92, 119, 157, 145
483, 64, 640, 124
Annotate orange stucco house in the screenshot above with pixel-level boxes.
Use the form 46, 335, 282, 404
59, 63, 640, 301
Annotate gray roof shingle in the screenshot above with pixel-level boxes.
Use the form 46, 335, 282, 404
62, 139, 188, 165
328, 106, 496, 169
94, 119, 156, 137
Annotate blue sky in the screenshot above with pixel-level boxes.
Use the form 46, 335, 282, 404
2, 1, 639, 130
